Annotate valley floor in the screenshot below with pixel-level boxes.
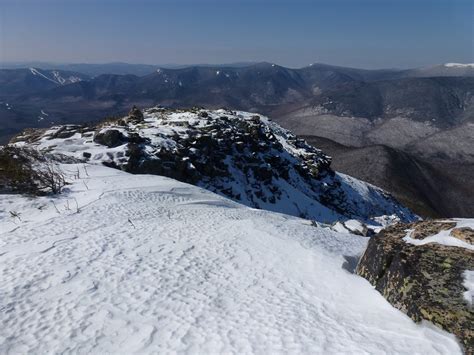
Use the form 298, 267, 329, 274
0, 165, 462, 353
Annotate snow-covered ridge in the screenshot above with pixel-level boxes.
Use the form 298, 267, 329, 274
0, 164, 461, 353
444, 63, 474, 68
11, 107, 416, 226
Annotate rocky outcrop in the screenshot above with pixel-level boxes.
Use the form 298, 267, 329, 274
127, 105, 144, 122
93, 129, 126, 148
356, 220, 474, 353
451, 227, 474, 244
8, 107, 416, 224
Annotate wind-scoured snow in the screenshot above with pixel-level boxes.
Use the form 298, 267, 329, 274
0, 164, 461, 354
403, 219, 474, 251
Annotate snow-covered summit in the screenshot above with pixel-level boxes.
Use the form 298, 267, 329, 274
11, 107, 415, 226
0, 164, 461, 353
444, 63, 474, 68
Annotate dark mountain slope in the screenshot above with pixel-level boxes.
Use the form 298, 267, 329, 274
302, 135, 474, 218
5, 64, 474, 136
307, 77, 474, 126
296, 63, 407, 83
0, 68, 89, 98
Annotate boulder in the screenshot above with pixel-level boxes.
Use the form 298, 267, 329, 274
128, 105, 144, 122
94, 129, 126, 148
356, 220, 474, 353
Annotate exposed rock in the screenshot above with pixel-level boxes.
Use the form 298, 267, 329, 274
128, 105, 144, 122
410, 220, 457, 240
93, 129, 125, 148
451, 227, 474, 244
8, 107, 416, 225
48, 126, 79, 139
9, 128, 48, 144
356, 220, 474, 353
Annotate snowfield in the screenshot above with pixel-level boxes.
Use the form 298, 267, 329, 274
0, 165, 461, 354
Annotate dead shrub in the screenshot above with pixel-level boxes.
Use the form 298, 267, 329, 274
0, 146, 68, 195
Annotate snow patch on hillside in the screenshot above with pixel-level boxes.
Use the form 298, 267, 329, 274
52, 71, 82, 85
29, 67, 57, 84
444, 63, 474, 68
29, 67, 83, 85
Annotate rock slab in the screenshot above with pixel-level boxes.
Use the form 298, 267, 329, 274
356, 220, 474, 353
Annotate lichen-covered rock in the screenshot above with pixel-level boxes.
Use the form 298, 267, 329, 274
451, 228, 474, 244
356, 220, 474, 353
410, 220, 456, 239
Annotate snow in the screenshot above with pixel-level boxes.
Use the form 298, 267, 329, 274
11, 108, 415, 226
330, 220, 366, 235
463, 270, 474, 305
403, 219, 474, 251
52, 70, 67, 85
0, 164, 462, 353
344, 219, 365, 234
331, 221, 350, 234
444, 63, 474, 68
29, 68, 81, 85
29, 67, 58, 84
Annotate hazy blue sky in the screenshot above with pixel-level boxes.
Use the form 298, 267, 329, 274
0, 0, 472, 69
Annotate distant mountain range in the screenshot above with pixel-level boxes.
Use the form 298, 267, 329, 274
0, 62, 259, 77
0, 61, 473, 217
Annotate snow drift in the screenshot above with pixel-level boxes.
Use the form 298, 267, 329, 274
0, 164, 461, 353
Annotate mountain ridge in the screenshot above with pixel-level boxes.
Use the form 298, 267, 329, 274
1, 63, 473, 218
8, 106, 415, 226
